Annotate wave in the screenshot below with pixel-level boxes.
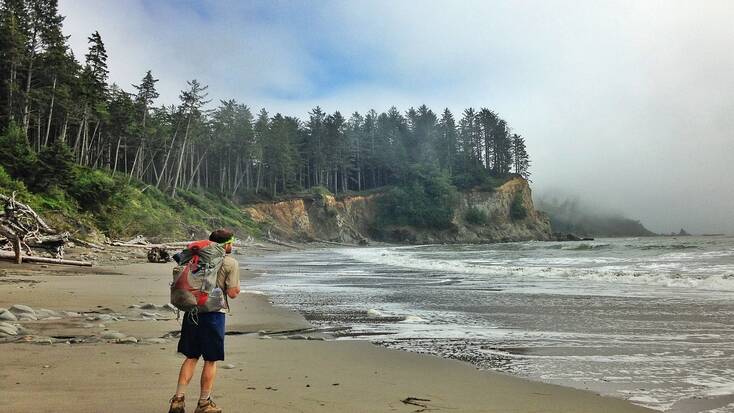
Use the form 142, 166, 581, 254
636, 244, 702, 250
561, 243, 612, 251
336, 247, 734, 293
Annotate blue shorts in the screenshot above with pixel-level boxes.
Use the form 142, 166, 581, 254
177, 312, 225, 361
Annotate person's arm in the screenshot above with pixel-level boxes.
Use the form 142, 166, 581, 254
225, 257, 240, 299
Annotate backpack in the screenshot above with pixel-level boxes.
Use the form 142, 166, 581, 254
170, 240, 226, 313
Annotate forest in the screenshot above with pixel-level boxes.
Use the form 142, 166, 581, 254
0, 0, 531, 231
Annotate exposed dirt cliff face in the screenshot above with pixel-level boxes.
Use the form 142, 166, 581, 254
244, 177, 551, 244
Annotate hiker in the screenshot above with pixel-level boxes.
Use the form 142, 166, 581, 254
168, 229, 240, 413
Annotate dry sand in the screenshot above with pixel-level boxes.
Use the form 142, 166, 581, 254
0, 248, 655, 413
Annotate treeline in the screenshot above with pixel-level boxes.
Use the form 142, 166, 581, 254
0, 0, 531, 203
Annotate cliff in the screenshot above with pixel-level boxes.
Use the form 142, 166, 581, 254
244, 177, 552, 244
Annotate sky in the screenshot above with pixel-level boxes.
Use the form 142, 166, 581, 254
58, 0, 734, 234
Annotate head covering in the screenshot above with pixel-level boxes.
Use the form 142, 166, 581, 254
209, 228, 235, 244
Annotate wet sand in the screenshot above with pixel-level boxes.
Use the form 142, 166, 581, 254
0, 249, 655, 412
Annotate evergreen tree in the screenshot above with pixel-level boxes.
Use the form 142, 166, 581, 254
34, 139, 74, 190
512, 133, 530, 178
171, 79, 208, 197
436, 108, 458, 173
0, 0, 30, 124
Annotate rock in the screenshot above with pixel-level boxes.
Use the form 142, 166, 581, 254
288, 335, 307, 340
144, 338, 168, 344
221, 363, 236, 369
0, 324, 18, 336
0, 310, 17, 321
140, 303, 158, 310
63, 311, 81, 317
36, 309, 61, 319
307, 336, 325, 341
17, 313, 38, 321
162, 303, 177, 312
140, 311, 160, 318
116, 336, 138, 344
9, 304, 36, 316
87, 314, 114, 322
32, 337, 54, 345
101, 331, 126, 340
128, 304, 141, 309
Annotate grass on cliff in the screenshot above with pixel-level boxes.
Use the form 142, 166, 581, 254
0, 165, 261, 241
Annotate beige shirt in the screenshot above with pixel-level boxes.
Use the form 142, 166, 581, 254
217, 255, 240, 311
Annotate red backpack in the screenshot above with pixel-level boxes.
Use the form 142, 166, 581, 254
170, 240, 226, 313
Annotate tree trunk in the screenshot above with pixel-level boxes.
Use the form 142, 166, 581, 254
112, 137, 122, 173
255, 163, 262, 193
128, 145, 141, 183
43, 76, 57, 147
22, 30, 38, 138
155, 117, 182, 189
171, 113, 193, 198
186, 149, 208, 190
59, 115, 68, 143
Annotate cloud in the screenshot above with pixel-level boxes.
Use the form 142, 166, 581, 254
58, 0, 734, 234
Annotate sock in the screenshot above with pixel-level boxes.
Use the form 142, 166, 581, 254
199, 390, 211, 403
175, 382, 187, 397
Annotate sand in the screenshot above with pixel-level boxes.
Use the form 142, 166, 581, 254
0, 249, 655, 413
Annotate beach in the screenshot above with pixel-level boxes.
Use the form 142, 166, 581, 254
0, 246, 654, 413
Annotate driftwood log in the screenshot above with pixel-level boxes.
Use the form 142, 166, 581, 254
0, 251, 92, 266
0, 192, 91, 266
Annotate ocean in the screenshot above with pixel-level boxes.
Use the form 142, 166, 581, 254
245, 236, 734, 412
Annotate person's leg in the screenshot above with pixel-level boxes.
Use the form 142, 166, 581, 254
171, 312, 202, 413
199, 360, 217, 402
176, 357, 198, 396
197, 312, 225, 407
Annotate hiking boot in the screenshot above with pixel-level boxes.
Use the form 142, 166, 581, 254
194, 397, 222, 413
168, 394, 185, 413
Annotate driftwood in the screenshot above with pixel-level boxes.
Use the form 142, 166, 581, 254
0, 192, 86, 265
69, 236, 105, 250
0, 193, 69, 263
312, 238, 361, 247
265, 237, 301, 249
0, 251, 92, 266
401, 397, 431, 412
108, 241, 191, 249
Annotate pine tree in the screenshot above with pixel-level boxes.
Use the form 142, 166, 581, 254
491, 119, 513, 176
436, 108, 458, 173
171, 79, 209, 197
0, 0, 29, 124
129, 70, 159, 181
512, 133, 530, 178
34, 139, 75, 190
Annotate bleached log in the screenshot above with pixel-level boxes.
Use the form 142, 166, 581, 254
69, 237, 105, 250
0, 251, 92, 266
264, 237, 301, 250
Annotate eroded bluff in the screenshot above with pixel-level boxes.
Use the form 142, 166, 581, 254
243, 177, 551, 244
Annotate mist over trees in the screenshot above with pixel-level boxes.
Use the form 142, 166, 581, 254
536, 196, 655, 237
0, 0, 531, 205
